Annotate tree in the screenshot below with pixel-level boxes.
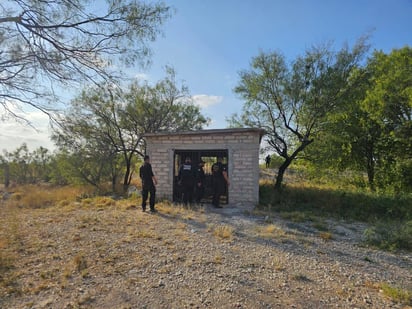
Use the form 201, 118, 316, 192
0, 153, 10, 187
53, 68, 209, 192
320, 47, 412, 192
31, 146, 51, 182
364, 47, 412, 192
231, 38, 369, 190
0, 143, 52, 185
8, 143, 31, 183
53, 84, 133, 191
124, 67, 209, 134
0, 0, 170, 121
306, 64, 383, 190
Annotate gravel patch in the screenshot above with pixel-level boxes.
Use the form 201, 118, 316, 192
0, 201, 411, 308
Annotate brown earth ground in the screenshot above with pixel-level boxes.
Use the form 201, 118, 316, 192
0, 183, 411, 309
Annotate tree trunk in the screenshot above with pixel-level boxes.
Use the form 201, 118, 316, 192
274, 157, 293, 190
274, 140, 313, 190
112, 175, 117, 193
366, 156, 375, 191
4, 163, 10, 188
123, 163, 132, 194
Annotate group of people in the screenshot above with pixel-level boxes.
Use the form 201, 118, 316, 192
177, 156, 229, 208
138, 155, 230, 212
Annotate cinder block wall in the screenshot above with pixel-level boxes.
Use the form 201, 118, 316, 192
144, 128, 263, 208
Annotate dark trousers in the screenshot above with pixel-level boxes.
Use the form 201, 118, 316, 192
212, 178, 225, 207
195, 184, 204, 203
142, 185, 156, 210
182, 184, 194, 205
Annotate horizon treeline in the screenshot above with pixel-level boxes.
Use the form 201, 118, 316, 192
1, 46, 411, 195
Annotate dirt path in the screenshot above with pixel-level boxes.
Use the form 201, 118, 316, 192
0, 200, 411, 308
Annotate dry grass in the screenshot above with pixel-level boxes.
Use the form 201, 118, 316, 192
6, 185, 94, 209
158, 202, 200, 217
0, 184, 410, 308
319, 231, 333, 241
73, 253, 89, 278
0, 206, 21, 295
209, 224, 234, 241
271, 256, 286, 271
0, 248, 14, 276
213, 254, 223, 264
93, 196, 117, 208
255, 224, 286, 239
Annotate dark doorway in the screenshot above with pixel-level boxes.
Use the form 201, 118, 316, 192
173, 149, 228, 204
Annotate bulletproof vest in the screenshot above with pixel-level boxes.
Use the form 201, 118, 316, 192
181, 163, 194, 183
212, 162, 223, 177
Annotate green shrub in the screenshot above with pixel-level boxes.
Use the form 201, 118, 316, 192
380, 283, 412, 305
363, 220, 412, 251
259, 181, 412, 222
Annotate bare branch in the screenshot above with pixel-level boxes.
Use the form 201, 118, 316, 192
0, 0, 171, 122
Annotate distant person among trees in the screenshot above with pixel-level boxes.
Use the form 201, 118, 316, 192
211, 157, 229, 208
178, 157, 196, 205
139, 155, 158, 212
265, 155, 271, 168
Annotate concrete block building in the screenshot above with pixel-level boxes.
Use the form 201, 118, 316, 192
144, 128, 264, 208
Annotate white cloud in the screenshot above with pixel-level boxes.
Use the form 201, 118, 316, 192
192, 94, 223, 108
134, 72, 150, 81
0, 109, 54, 152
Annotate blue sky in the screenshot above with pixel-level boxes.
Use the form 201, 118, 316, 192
1, 0, 412, 151
144, 0, 412, 129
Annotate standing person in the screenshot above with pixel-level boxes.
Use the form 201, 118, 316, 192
211, 157, 229, 208
139, 155, 158, 212
178, 157, 195, 205
265, 154, 271, 168
195, 160, 206, 204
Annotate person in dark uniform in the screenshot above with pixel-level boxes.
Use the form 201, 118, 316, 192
139, 155, 158, 212
211, 157, 229, 208
265, 154, 271, 168
195, 160, 206, 203
178, 157, 195, 205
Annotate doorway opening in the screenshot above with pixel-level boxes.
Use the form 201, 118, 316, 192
173, 149, 228, 204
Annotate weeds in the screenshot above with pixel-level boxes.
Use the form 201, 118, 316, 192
280, 211, 311, 223
319, 232, 333, 241
93, 196, 117, 208
74, 254, 87, 272
259, 180, 412, 222
73, 252, 88, 273
214, 254, 223, 264
5, 185, 93, 209
292, 273, 311, 282
259, 174, 412, 251
256, 224, 286, 239
380, 283, 412, 305
312, 220, 329, 231
363, 220, 412, 251
0, 207, 21, 294
0, 248, 16, 294
135, 229, 162, 240
271, 256, 286, 271
0, 182, 409, 308
210, 224, 234, 241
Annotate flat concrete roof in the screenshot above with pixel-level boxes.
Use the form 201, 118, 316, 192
143, 127, 265, 138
